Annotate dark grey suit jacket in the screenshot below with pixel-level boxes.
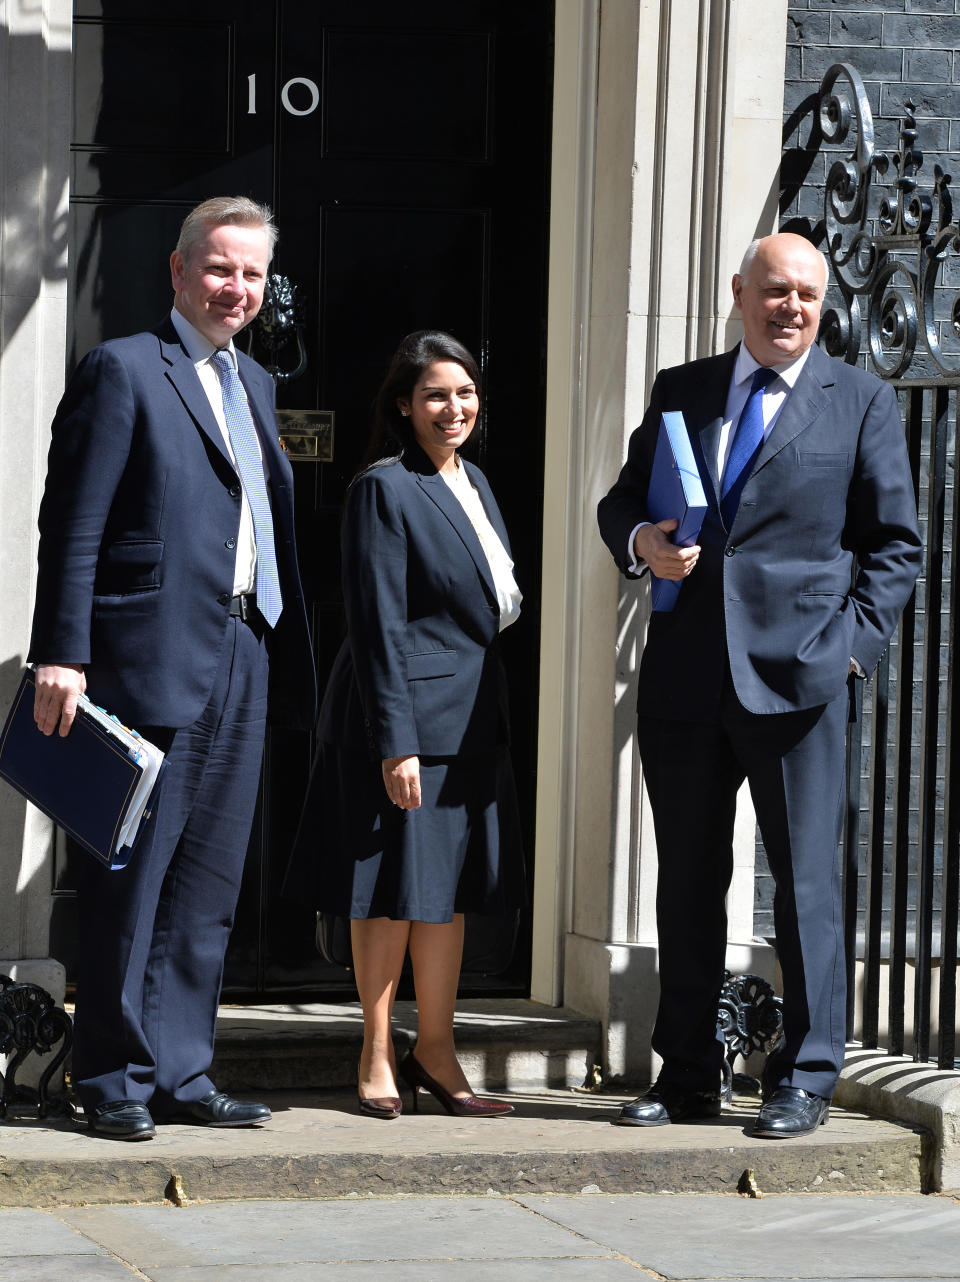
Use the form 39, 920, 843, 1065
29, 317, 316, 730
597, 343, 922, 720
318, 444, 512, 759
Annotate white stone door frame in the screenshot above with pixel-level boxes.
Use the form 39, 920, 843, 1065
532, 0, 789, 1082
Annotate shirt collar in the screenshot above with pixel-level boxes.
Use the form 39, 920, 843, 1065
736, 342, 812, 391
170, 308, 237, 370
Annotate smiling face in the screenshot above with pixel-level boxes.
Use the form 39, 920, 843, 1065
170, 222, 271, 347
732, 234, 827, 367
398, 360, 479, 471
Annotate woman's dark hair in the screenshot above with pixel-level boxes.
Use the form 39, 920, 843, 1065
360, 330, 482, 470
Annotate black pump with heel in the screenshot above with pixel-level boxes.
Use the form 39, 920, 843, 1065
399, 1052, 513, 1118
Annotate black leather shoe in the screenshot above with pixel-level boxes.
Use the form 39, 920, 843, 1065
753, 1086, 829, 1138
87, 1099, 155, 1141
170, 1090, 272, 1127
617, 1085, 721, 1127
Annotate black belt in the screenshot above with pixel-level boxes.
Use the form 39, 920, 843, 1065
229, 593, 258, 621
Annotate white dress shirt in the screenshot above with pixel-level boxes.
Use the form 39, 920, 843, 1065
170, 307, 265, 597
442, 461, 522, 631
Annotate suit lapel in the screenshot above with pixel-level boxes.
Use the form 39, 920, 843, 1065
462, 460, 511, 555
751, 343, 834, 475
692, 349, 738, 506
415, 465, 499, 606
158, 325, 233, 467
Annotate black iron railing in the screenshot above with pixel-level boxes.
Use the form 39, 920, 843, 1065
814, 64, 959, 1068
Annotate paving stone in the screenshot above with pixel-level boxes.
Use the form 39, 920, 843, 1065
147, 1262, 641, 1282
0, 1208, 102, 1256
54, 1198, 608, 1268
517, 1192, 960, 1280
0, 1261, 138, 1281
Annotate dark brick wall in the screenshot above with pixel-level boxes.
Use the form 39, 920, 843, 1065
782, 0, 960, 254
750, 2, 959, 943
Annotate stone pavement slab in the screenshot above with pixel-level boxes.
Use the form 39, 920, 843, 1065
2, 1193, 960, 1282
520, 1191, 960, 1279
0, 1089, 926, 1206
53, 1198, 610, 1267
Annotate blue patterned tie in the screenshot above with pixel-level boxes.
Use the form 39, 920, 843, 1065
211, 350, 283, 627
721, 366, 777, 526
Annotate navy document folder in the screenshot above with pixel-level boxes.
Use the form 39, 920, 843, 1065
0, 668, 165, 869
645, 410, 708, 612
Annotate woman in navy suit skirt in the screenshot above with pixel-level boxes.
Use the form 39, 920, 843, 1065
289, 331, 525, 1118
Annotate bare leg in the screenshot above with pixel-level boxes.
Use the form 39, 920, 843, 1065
351, 917, 410, 1099
408, 914, 472, 1097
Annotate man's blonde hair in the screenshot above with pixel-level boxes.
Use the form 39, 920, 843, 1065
175, 196, 277, 264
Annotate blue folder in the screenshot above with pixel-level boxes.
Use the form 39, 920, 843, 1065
645, 411, 708, 611
0, 669, 163, 869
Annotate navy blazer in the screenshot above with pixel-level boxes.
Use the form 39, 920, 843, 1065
28, 318, 316, 730
318, 446, 512, 758
597, 343, 922, 719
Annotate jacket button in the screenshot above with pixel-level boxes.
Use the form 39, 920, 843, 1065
217, 592, 230, 606
225, 538, 236, 549
725, 546, 736, 557
229, 486, 240, 498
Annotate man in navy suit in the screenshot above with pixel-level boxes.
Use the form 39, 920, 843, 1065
597, 233, 921, 1137
29, 196, 315, 1139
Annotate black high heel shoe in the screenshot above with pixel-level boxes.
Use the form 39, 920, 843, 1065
399, 1052, 513, 1118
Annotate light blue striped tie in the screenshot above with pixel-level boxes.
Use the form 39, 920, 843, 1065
212, 350, 283, 627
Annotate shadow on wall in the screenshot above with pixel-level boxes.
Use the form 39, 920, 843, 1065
0, 654, 33, 905
0, 24, 70, 352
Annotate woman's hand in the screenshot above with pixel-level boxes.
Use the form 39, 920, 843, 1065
382, 755, 422, 810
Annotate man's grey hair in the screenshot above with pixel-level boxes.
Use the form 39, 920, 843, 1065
175, 196, 278, 264
738, 237, 829, 288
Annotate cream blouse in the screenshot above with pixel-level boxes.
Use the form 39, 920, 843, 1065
442, 461, 522, 631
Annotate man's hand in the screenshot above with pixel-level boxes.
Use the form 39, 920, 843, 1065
633, 519, 701, 581
34, 664, 86, 737
382, 755, 422, 810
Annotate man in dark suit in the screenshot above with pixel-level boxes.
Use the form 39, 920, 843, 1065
597, 233, 921, 1137
29, 196, 316, 1140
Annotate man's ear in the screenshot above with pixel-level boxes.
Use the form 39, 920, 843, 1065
170, 250, 186, 292
732, 273, 744, 311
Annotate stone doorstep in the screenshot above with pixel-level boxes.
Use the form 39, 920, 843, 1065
208, 1005, 955, 1194
837, 1045, 960, 1195
14, 999, 943, 1199
0, 1091, 926, 1208
209, 999, 603, 1093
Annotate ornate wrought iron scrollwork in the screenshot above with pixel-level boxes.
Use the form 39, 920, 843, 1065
0, 975, 73, 1119
817, 62, 960, 378
717, 971, 783, 1101
246, 274, 308, 386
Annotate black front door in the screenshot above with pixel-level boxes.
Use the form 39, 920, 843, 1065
58, 0, 553, 997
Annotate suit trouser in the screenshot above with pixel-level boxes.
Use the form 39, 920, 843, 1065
637, 677, 849, 1100
72, 615, 269, 1114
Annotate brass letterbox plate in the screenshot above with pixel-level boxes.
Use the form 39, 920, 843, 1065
276, 409, 334, 462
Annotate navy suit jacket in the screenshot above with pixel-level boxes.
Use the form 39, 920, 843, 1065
318, 446, 512, 759
597, 343, 922, 720
28, 317, 316, 730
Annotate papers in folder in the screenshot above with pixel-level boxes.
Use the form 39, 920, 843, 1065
646, 411, 708, 612
0, 668, 166, 869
